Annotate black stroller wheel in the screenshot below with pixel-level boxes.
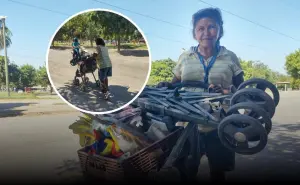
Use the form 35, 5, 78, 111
96, 80, 100, 87
73, 78, 80, 86
84, 77, 89, 83
80, 85, 87, 92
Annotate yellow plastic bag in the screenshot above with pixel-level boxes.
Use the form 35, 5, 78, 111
106, 125, 149, 155
69, 114, 95, 147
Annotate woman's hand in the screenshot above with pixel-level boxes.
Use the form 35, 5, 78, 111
209, 84, 234, 94
156, 81, 172, 88
208, 84, 227, 94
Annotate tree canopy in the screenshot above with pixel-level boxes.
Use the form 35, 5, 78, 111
147, 57, 293, 90
53, 11, 144, 52
0, 56, 51, 91
285, 49, 300, 89
0, 21, 13, 50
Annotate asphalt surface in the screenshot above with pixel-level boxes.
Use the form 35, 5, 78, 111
0, 112, 82, 184
0, 91, 299, 183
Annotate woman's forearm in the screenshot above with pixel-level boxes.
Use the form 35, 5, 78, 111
232, 72, 244, 88
171, 75, 181, 84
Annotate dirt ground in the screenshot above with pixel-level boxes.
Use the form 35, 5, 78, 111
47, 47, 150, 113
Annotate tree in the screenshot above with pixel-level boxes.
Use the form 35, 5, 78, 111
62, 14, 88, 42
148, 58, 177, 85
19, 64, 36, 87
285, 49, 300, 89
0, 21, 12, 50
53, 11, 143, 51
239, 59, 282, 83
291, 78, 300, 90
0, 55, 6, 87
0, 56, 23, 89
132, 30, 143, 43
83, 20, 102, 47
89, 11, 140, 52
36, 65, 53, 93
54, 13, 102, 47
8, 62, 21, 88
148, 57, 291, 88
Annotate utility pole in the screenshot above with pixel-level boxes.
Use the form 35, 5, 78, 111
0, 16, 9, 97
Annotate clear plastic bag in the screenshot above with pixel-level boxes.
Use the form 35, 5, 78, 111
145, 120, 170, 141
107, 125, 150, 155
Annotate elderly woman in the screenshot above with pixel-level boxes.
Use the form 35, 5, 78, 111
158, 8, 244, 182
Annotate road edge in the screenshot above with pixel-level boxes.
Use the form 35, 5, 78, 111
0, 109, 79, 118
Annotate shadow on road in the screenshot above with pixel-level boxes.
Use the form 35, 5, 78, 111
57, 82, 138, 112
0, 103, 36, 110
119, 49, 149, 57
55, 159, 84, 183
0, 102, 37, 118
50, 46, 72, 50
56, 159, 81, 175
227, 122, 300, 182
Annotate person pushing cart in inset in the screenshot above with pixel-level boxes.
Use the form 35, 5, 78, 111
94, 38, 113, 100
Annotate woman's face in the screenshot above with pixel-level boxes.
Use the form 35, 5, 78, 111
194, 17, 219, 49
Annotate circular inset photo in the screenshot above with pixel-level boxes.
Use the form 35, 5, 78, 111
46, 9, 151, 114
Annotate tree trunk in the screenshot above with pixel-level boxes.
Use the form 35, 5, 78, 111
50, 85, 53, 94
117, 35, 121, 53
90, 39, 93, 47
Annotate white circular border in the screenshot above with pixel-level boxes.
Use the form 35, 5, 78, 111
46, 8, 152, 115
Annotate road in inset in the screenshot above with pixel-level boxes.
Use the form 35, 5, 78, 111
47, 48, 150, 112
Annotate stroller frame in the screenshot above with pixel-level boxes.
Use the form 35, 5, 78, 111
71, 51, 102, 92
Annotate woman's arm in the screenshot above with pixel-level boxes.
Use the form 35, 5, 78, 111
220, 73, 244, 94
230, 52, 244, 88
156, 75, 181, 88
214, 52, 244, 94
232, 72, 244, 88
171, 75, 181, 84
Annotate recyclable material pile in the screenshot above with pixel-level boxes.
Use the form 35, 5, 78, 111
70, 78, 280, 161
69, 105, 177, 160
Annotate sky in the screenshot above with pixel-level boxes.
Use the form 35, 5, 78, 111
1, 0, 300, 74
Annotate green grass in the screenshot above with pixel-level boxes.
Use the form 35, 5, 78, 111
0, 92, 38, 99
33, 91, 52, 96
0, 91, 58, 99
53, 41, 148, 50
106, 43, 148, 50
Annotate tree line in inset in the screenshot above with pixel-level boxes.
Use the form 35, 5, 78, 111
52, 11, 144, 52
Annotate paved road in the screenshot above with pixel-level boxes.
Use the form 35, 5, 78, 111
0, 112, 83, 184
0, 91, 299, 183
47, 48, 150, 113
195, 91, 300, 182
